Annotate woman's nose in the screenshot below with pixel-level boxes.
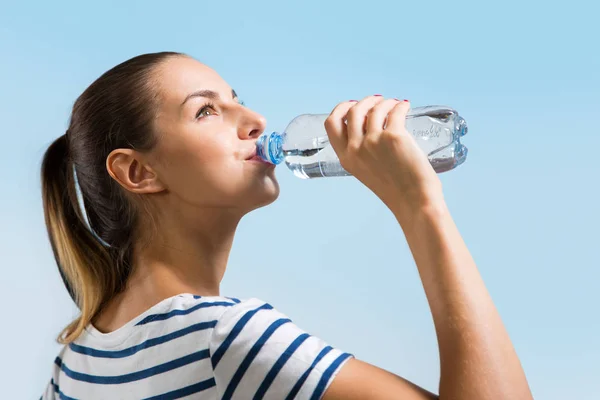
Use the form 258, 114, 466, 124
238, 108, 267, 140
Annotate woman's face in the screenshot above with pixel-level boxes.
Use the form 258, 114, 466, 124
148, 56, 279, 213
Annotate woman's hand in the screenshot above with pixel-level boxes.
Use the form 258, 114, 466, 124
325, 96, 444, 218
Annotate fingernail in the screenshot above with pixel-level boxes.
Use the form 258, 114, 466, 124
394, 98, 401, 101
403, 99, 409, 102
374, 94, 382, 96
349, 100, 358, 102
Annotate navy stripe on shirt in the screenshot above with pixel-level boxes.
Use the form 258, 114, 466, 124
226, 297, 241, 304
222, 318, 292, 399
55, 349, 210, 384
136, 301, 235, 326
285, 346, 334, 400
142, 378, 216, 400
50, 379, 77, 400
253, 333, 311, 400
310, 352, 353, 400
211, 303, 274, 369
70, 320, 217, 359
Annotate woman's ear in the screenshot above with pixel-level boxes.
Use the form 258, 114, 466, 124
106, 148, 166, 194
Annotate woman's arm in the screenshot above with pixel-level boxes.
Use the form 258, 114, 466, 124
399, 200, 530, 399
322, 97, 533, 399
324, 201, 532, 400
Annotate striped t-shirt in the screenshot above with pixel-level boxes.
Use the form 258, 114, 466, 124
41, 294, 353, 399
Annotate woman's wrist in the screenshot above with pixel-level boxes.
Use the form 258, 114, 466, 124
387, 188, 448, 230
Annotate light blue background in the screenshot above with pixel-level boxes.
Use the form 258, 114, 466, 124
1, 1, 598, 398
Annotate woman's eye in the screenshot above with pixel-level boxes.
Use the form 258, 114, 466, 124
196, 105, 216, 119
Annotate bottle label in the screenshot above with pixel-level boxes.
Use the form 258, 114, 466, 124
412, 124, 442, 139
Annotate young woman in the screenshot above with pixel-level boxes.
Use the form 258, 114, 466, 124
40, 52, 532, 399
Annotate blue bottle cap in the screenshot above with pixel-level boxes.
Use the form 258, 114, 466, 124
256, 132, 285, 165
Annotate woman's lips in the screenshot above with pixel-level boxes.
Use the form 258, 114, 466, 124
245, 154, 274, 166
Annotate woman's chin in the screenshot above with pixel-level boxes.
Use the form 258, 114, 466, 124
254, 176, 280, 207
235, 173, 278, 212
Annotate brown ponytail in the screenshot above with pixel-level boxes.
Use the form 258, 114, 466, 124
41, 133, 114, 343
40, 52, 183, 344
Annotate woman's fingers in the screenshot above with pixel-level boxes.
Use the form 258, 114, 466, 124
366, 99, 403, 136
324, 101, 356, 150
385, 100, 411, 135
345, 96, 385, 148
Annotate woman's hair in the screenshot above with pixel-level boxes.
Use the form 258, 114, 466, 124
41, 52, 183, 344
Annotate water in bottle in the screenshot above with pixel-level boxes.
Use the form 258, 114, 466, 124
256, 105, 469, 179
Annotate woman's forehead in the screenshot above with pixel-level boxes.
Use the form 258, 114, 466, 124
157, 57, 231, 104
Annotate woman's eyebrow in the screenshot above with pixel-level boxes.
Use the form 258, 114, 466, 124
181, 89, 220, 106
181, 88, 238, 107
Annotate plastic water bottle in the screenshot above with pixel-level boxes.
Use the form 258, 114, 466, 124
256, 105, 469, 179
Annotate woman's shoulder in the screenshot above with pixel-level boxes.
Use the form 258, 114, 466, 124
133, 293, 250, 325
62, 294, 258, 353
49, 294, 351, 400
169, 294, 277, 321
164, 294, 279, 323
207, 295, 353, 399
126, 294, 279, 338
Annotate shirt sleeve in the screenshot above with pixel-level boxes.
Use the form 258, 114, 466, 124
209, 298, 353, 400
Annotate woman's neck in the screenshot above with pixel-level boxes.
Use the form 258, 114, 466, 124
93, 208, 241, 333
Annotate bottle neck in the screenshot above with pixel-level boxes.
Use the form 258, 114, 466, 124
256, 131, 285, 165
